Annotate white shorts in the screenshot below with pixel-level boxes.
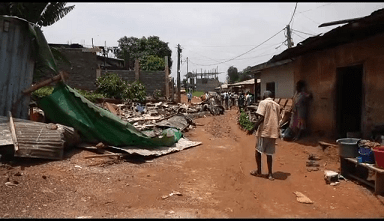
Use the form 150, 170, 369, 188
256, 137, 276, 155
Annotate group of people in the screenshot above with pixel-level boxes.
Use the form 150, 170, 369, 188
220, 91, 254, 110
249, 80, 312, 181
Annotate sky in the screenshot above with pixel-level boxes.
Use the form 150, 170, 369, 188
42, 2, 384, 83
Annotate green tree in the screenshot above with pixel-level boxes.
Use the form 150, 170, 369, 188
140, 55, 165, 71
227, 66, 239, 84
238, 66, 253, 82
116, 35, 172, 71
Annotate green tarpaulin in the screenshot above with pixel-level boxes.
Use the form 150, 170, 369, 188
37, 82, 182, 147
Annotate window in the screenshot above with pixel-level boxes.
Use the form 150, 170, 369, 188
266, 82, 275, 98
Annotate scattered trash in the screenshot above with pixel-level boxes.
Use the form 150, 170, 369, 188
293, 191, 313, 204
74, 165, 82, 169
5, 180, 18, 187
324, 170, 339, 184
308, 154, 321, 161
306, 160, 320, 167
162, 190, 183, 199
307, 167, 319, 172
330, 182, 340, 186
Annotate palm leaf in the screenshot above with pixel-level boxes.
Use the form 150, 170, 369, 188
38, 2, 75, 27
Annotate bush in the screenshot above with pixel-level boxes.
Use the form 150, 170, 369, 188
123, 80, 146, 103
238, 110, 255, 132
95, 72, 127, 99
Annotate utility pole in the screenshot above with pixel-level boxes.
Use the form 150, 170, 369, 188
286, 25, 293, 48
177, 44, 181, 103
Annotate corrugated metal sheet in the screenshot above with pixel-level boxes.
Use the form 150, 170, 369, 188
0, 115, 76, 160
0, 16, 35, 119
270, 8, 384, 63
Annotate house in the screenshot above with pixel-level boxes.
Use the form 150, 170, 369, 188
250, 59, 294, 99
228, 78, 260, 95
263, 8, 384, 139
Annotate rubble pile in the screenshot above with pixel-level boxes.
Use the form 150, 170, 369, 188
98, 96, 225, 133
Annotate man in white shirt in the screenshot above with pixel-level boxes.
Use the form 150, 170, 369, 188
249, 91, 280, 181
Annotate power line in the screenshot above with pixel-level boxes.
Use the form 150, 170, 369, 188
291, 28, 316, 36
300, 13, 321, 25
292, 31, 306, 40
187, 27, 285, 66
186, 40, 286, 61
297, 3, 332, 14
288, 2, 298, 25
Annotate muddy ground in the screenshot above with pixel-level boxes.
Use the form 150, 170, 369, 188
0, 94, 383, 218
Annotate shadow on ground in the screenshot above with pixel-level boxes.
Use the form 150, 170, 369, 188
273, 171, 291, 180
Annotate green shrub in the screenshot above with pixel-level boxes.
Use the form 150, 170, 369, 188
123, 80, 146, 103
31, 86, 54, 99
95, 72, 127, 99
95, 72, 146, 102
238, 110, 255, 132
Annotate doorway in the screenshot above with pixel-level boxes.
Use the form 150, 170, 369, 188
336, 64, 363, 138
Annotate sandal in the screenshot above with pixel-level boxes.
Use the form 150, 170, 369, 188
250, 170, 263, 177
268, 175, 275, 181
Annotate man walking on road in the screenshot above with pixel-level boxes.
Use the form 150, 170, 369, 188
248, 90, 280, 181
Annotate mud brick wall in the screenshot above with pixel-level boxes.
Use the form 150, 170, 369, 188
139, 71, 166, 96
102, 70, 166, 96
56, 48, 98, 91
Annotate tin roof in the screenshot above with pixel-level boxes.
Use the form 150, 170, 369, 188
270, 8, 384, 62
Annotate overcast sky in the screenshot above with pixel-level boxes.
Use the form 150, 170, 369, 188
42, 2, 384, 83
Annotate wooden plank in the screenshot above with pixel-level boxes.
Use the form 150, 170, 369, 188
347, 173, 375, 188
84, 153, 124, 159
345, 157, 384, 173
279, 98, 287, 106
105, 102, 118, 116
375, 172, 384, 195
22, 72, 68, 94
8, 111, 19, 152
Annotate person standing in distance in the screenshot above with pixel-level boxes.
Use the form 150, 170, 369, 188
248, 90, 280, 181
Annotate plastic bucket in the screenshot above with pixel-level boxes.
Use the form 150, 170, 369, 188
373, 146, 384, 169
358, 147, 375, 164
336, 138, 360, 158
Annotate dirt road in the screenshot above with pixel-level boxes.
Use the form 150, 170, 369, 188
0, 95, 383, 218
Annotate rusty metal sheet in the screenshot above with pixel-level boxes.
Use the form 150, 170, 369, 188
109, 138, 202, 157
0, 115, 67, 160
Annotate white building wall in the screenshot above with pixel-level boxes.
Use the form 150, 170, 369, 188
260, 62, 294, 98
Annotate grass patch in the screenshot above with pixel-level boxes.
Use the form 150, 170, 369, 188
192, 91, 204, 97
74, 88, 105, 103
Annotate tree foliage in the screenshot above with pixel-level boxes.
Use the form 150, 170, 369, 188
238, 66, 253, 82
95, 72, 146, 103
0, 2, 75, 27
227, 66, 239, 84
140, 55, 165, 71
116, 36, 172, 71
